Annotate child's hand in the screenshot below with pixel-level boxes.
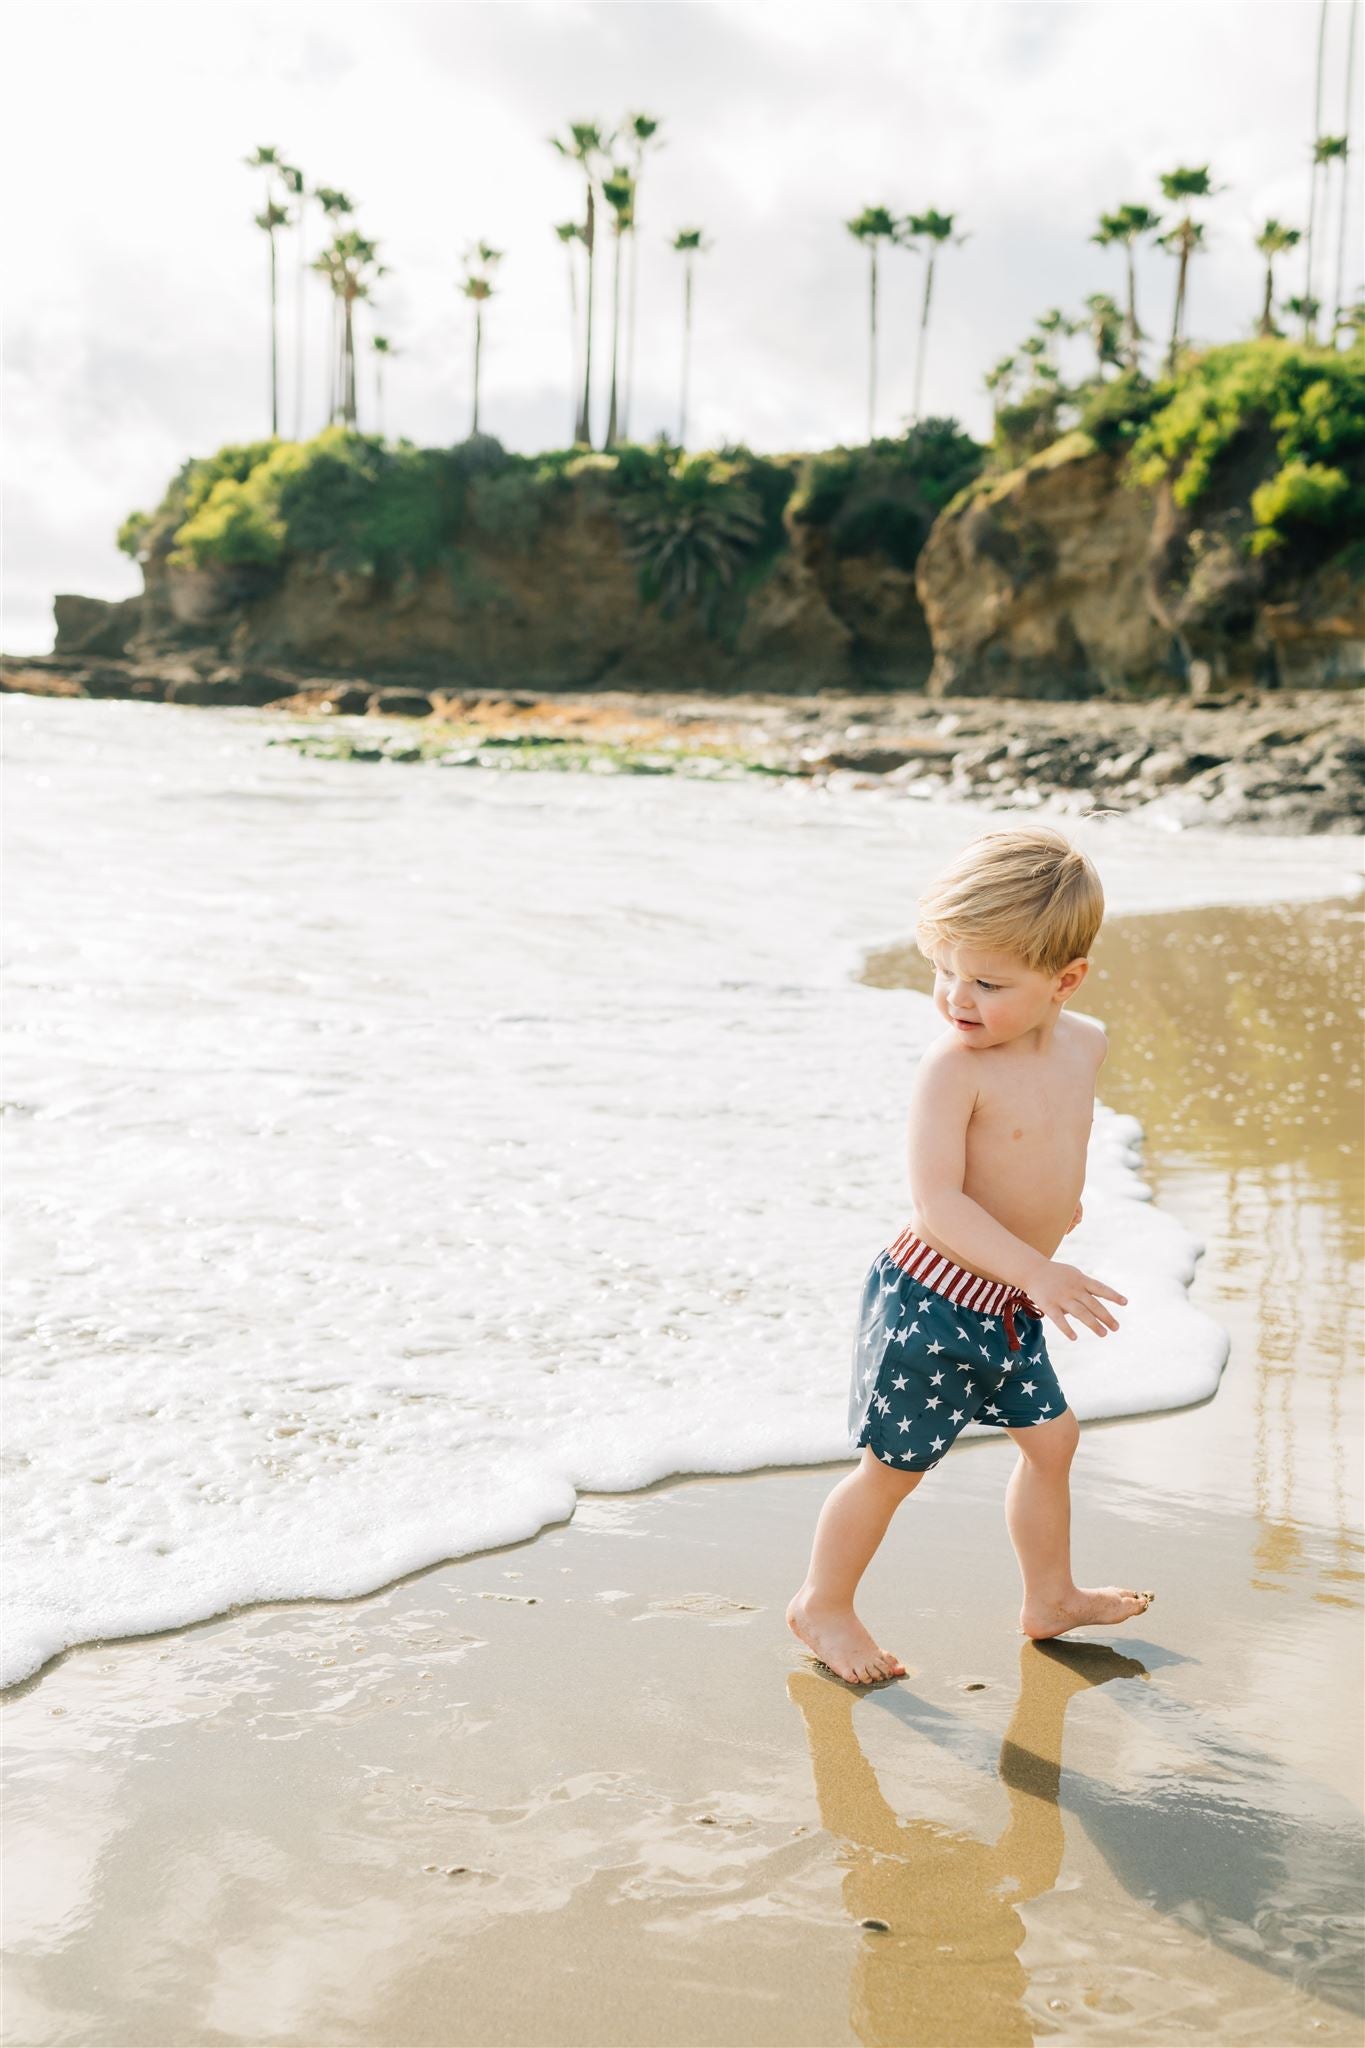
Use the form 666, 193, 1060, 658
1065, 1200, 1083, 1234
1026, 1259, 1125, 1342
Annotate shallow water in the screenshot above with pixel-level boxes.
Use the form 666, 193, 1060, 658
3, 696, 1361, 1687
3, 697, 1363, 2044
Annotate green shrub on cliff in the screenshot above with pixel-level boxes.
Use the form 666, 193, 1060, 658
1129, 339, 1365, 551
615, 454, 768, 625
789, 420, 983, 568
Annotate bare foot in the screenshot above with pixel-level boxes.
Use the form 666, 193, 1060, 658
785, 1588, 906, 1684
1020, 1586, 1155, 1639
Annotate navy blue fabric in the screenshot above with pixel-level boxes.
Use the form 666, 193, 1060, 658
847, 1249, 1069, 1471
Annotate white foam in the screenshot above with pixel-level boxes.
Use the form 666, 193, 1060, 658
2, 697, 1359, 1685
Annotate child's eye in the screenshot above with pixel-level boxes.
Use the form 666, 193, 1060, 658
976, 980, 1000, 992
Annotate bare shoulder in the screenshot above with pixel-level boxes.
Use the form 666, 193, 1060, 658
1065, 1009, 1108, 1068
911, 1028, 983, 1107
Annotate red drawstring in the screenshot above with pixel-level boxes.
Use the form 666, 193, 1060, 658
1004, 1303, 1022, 1352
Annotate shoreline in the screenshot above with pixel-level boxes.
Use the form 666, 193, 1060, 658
3, 701, 1361, 2041
3, 659, 1363, 834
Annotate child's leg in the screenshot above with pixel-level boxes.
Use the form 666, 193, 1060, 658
1004, 1410, 1154, 1637
786, 1447, 924, 1684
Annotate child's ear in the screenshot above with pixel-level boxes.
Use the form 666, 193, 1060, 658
1056, 956, 1089, 998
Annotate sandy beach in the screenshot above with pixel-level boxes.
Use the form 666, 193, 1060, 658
3, 700, 1362, 2046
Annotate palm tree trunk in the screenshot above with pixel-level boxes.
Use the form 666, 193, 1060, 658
1125, 244, 1140, 369
472, 305, 483, 435
565, 245, 580, 443
679, 255, 693, 447
1304, 0, 1329, 340
911, 253, 935, 426
579, 181, 596, 447
606, 231, 623, 446
1332, 0, 1360, 343
293, 206, 306, 439
268, 230, 279, 435
624, 214, 640, 442
1168, 243, 1188, 370
344, 297, 356, 427
378, 359, 385, 439
1260, 260, 1275, 337
867, 244, 878, 442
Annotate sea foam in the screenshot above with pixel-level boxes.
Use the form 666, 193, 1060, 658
2, 697, 1358, 1685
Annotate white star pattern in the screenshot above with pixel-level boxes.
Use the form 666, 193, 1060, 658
931, 1436, 946, 1452
898, 1416, 911, 1433
918, 1300, 931, 1313
1038, 1402, 1052, 1415
985, 1403, 1001, 1417
908, 1321, 920, 1335
925, 1396, 941, 1410
982, 1318, 997, 1332
1021, 1381, 1037, 1395
978, 1343, 990, 1358
956, 1327, 969, 1340
892, 1373, 908, 1391
950, 1409, 965, 1424
927, 1341, 943, 1356
930, 1370, 945, 1386
900, 1449, 915, 1461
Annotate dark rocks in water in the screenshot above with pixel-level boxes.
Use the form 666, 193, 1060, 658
366, 689, 434, 719
163, 672, 301, 708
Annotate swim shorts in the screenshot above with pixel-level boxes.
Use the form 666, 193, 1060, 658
847, 1227, 1069, 1471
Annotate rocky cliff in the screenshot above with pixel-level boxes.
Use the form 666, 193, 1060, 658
48, 429, 1365, 701
915, 434, 1364, 699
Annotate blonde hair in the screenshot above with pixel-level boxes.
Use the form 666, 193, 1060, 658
914, 824, 1104, 978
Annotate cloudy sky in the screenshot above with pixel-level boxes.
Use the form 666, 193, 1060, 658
3, 0, 1359, 651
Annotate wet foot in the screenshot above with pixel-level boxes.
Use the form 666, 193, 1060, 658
1020, 1586, 1154, 1639
785, 1589, 906, 1684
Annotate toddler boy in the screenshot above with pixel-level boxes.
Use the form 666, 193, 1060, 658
787, 825, 1153, 1685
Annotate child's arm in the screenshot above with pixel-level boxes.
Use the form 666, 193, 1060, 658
906, 1047, 1124, 1341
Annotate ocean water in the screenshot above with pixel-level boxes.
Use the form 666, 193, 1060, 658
3, 695, 1359, 1688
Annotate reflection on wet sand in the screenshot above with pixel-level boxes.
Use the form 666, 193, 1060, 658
793, 1633, 1365, 2039
789, 1642, 1147, 2047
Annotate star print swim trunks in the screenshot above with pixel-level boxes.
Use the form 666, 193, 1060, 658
847, 1227, 1069, 1471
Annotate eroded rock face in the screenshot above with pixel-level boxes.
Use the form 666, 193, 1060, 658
916, 441, 1178, 698
917, 438, 1364, 698
53, 593, 143, 658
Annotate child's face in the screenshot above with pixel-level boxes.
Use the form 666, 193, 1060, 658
928, 939, 1085, 1048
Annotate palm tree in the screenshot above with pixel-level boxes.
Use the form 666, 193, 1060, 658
280, 161, 307, 438
244, 145, 287, 434
603, 166, 636, 447
554, 220, 585, 441
314, 188, 356, 423
671, 228, 710, 447
1303, 0, 1331, 341
312, 229, 383, 429
459, 241, 503, 437
1035, 305, 1081, 372
371, 333, 394, 439
1283, 292, 1323, 335
846, 205, 898, 442
1331, 1, 1360, 343
1091, 204, 1161, 368
1254, 220, 1302, 336
983, 355, 1018, 428
899, 209, 964, 426
621, 112, 663, 440
1315, 134, 1349, 341
550, 121, 612, 446
1158, 165, 1219, 368
1083, 293, 1124, 374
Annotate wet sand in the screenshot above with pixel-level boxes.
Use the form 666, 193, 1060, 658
4, 899, 1363, 2046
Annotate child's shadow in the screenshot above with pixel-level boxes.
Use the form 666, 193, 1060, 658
788, 1641, 1141, 2048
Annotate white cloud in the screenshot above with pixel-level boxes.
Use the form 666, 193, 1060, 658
2, 0, 1359, 651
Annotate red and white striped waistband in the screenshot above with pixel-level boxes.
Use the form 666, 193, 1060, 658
886, 1227, 1039, 1319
